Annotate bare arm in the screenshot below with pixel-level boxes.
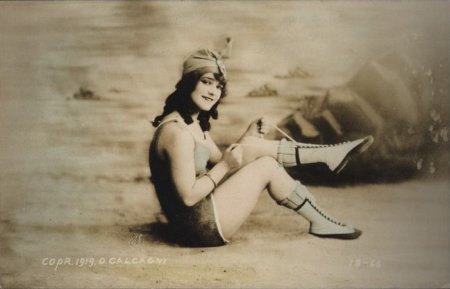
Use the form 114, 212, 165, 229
204, 131, 223, 164
161, 124, 240, 207
202, 118, 270, 168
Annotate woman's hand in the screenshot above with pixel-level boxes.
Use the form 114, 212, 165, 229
222, 144, 243, 170
243, 116, 271, 138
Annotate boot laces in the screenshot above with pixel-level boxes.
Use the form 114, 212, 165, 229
308, 200, 345, 226
270, 120, 360, 150
296, 140, 351, 149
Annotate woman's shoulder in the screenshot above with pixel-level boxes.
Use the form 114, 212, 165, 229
156, 120, 194, 149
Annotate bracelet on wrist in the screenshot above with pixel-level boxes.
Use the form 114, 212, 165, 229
205, 173, 217, 190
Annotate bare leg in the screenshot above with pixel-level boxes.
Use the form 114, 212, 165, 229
213, 155, 360, 240
213, 156, 296, 239
239, 136, 279, 165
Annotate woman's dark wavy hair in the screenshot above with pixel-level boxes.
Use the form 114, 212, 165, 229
152, 70, 227, 131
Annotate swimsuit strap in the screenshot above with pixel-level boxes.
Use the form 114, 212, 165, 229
156, 118, 180, 128
156, 117, 206, 142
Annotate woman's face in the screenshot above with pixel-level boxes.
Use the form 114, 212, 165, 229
190, 73, 223, 111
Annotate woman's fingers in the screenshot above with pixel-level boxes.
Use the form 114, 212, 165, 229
259, 124, 270, 134
244, 116, 272, 138
226, 143, 240, 152
232, 146, 243, 168
224, 144, 243, 169
257, 116, 271, 134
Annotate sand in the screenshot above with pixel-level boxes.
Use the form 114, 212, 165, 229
1, 1, 449, 288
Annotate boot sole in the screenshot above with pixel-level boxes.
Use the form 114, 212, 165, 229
334, 136, 374, 174
311, 228, 363, 240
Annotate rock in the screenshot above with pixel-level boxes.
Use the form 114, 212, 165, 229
73, 87, 100, 100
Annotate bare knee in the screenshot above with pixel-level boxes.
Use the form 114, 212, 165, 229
241, 136, 262, 163
240, 135, 262, 145
240, 137, 277, 164
244, 156, 280, 178
239, 156, 294, 201
253, 155, 279, 166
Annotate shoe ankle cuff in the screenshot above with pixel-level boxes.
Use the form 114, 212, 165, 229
277, 181, 313, 210
277, 138, 298, 167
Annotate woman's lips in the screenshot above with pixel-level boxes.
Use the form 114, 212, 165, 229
202, 95, 214, 101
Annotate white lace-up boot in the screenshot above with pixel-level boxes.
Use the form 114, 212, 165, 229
278, 182, 362, 239
277, 136, 374, 173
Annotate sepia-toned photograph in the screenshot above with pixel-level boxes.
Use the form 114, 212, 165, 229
0, 0, 449, 287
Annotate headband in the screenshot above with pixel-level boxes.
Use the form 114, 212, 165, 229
182, 49, 227, 79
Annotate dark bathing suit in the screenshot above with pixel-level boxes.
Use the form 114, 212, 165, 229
149, 119, 229, 247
